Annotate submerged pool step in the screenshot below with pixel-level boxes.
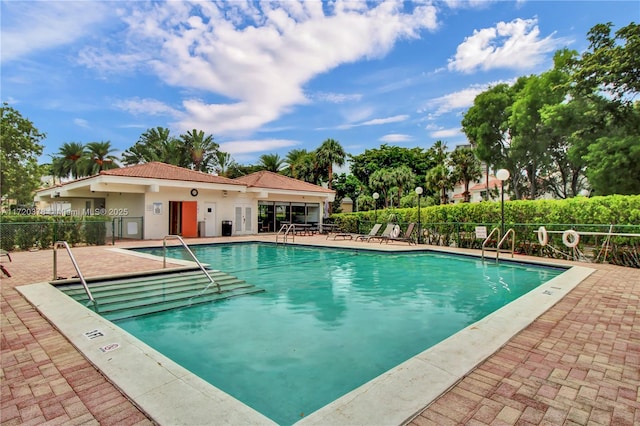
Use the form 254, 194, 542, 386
56, 269, 264, 321
59, 271, 243, 300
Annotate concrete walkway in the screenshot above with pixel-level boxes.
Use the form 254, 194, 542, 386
1, 236, 638, 425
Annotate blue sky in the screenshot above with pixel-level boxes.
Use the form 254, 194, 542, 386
2, 0, 638, 168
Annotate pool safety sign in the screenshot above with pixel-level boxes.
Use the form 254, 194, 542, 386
99, 343, 121, 353
475, 226, 487, 239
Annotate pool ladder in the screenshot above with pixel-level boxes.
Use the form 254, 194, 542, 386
53, 241, 95, 304
481, 228, 516, 262
276, 224, 295, 244
163, 235, 220, 292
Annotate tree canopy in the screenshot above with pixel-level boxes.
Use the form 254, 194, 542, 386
0, 103, 45, 204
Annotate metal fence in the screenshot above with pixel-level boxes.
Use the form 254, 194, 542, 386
109, 217, 144, 244
0, 217, 144, 251
346, 220, 640, 268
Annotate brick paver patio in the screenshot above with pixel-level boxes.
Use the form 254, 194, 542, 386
1, 236, 638, 425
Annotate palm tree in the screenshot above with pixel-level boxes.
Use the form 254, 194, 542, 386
52, 142, 86, 179
369, 168, 392, 207
426, 164, 455, 205
258, 153, 285, 172
388, 165, 416, 206
86, 141, 119, 174
449, 147, 482, 202
213, 151, 237, 177
122, 127, 185, 166
285, 149, 309, 179
180, 129, 218, 172
316, 138, 346, 189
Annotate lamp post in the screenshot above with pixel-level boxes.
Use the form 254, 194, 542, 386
496, 169, 510, 236
372, 192, 379, 223
415, 186, 423, 244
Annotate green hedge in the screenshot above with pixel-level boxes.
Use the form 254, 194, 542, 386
332, 195, 640, 267
0, 215, 110, 251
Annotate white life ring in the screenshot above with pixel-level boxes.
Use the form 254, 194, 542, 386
537, 226, 548, 246
391, 225, 401, 238
562, 230, 580, 248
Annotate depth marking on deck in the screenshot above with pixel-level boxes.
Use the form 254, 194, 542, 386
84, 329, 104, 339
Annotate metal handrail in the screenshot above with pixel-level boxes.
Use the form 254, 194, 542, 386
481, 227, 501, 260
496, 228, 516, 262
53, 241, 95, 304
163, 235, 220, 292
276, 224, 295, 244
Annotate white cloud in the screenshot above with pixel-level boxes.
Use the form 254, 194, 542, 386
73, 118, 90, 129
429, 127, 462, 138
421, 80, 515, 117
337, 114, 410, 130
379, 133, 413, 143
313, 92, 363, 103
113, 98, 183, 118
0, 1, 112, 63
79, 1, 438, 136
361, 114, 410, 126
424, 87, 482, 116
448, 18, 561, 73
219, 139, 299, 156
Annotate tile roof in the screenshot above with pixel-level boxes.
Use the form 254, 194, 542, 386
99, 162, 243, 185
469, 177, 501, 191
234, 170, 334, 194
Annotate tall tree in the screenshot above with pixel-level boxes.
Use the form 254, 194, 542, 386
387, 165, 416, 206
213, 151, 237, 177
568, 22, 640, 194
51, 142, 86, 179
583, 134, 640, 195
122, 127, 186, 166
316, 138, 346, 189
0, 103, 45, 204
368, 168, 393, 208
572, 22, 640, 102
461, 84, 514, 199
449, 147, 482, 203
284, 149, 309, 179
331, 173, 364, 212
85, 141, 119, 174
258, 153, 285, 172
425, 164, 456, 205
349, 145, 433, 195
180, 129, 218, 172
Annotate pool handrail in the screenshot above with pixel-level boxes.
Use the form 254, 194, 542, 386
496, 228, 516, 262
276, 223, 295, 244
481, 227, 501, 261
163, 235, 220, 292
53, 240, 95, 304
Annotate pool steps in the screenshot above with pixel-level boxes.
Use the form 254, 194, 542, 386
55, 269, 264, 321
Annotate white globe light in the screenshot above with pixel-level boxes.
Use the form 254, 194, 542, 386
372, 192, 379, 200
415, 186, 423, 195
496, 169, 510, 181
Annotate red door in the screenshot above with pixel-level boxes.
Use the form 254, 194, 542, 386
181, 201, 198, 237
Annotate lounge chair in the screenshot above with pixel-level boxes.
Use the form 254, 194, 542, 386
382, 223, 416, 245
362, 223, 396, 242
342, 223, 382, 241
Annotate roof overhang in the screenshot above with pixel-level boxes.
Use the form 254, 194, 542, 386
247, 187, 335, 202
35, 174, 247, 199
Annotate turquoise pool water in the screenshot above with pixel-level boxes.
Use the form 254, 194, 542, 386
121, 243, 562, 424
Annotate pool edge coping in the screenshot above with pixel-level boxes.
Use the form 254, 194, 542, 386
16, 249, 595, 426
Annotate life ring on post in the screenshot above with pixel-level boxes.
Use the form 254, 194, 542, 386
537, 226, 548, 246
562, 230, 580, 248
391, 225, 401, 238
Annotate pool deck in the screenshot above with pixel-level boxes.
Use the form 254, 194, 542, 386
1, 235, 638, 425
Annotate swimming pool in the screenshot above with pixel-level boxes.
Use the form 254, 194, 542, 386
121, 243, 563, 424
